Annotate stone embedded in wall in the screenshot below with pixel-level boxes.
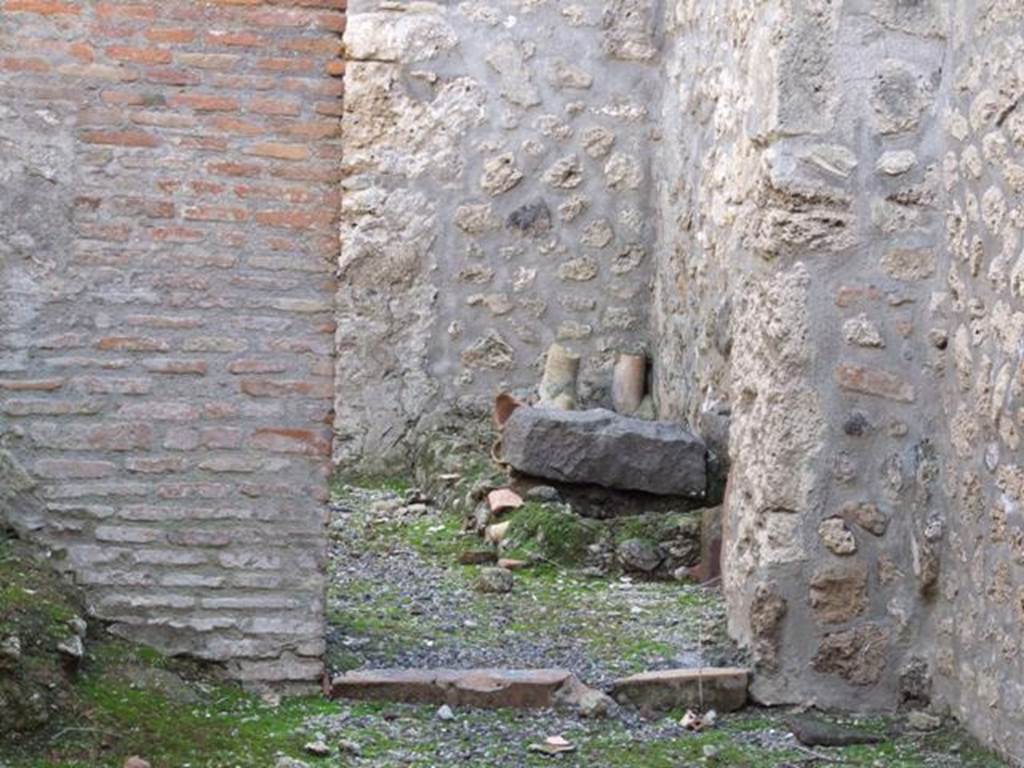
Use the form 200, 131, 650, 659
548, 58, 593, 90
877, 150, 918, 176
507, 200, 552, 237
749, 583, 787, 671
882, 248, 937, 281
542, 155, 584, 189
818, 518, 857, 556
581, 219, 614, 249
604, 152, 643, 191
558, 195, 588, 222
582, 127, 615, 158
840, 502, 889, 537
461, 332, 516, 370
601, 0, 657, 62
610, 244, 645, 275
486, 39, 541, 108
871, 60, 932, 135
775, 0, 840, 135
842, 314, 885, 348
346, 11, 458, 63
557, 256, 599, 282
813, 624, 891, 686
455, 203, 501, 234
835, 364, 915, 403
870, 0, 947, 38
809, 564, 868, 624
482, 153, 525, 196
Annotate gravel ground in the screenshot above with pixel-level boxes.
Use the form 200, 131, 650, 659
325, 485, 736, 688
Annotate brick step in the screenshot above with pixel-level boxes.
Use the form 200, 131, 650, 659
329, 668, 588, 709
610, 667, 750, 712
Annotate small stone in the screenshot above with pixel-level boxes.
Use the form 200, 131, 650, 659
581, 126, 615, 158
69, 617, 88, 638
788, 715, 883, 747
459, 549, 497, 565
481, 153, 523, 196
818, 518, 857, 555
57, 635, 84, 660
303, 741, 330, 757
487, 488, 523, 515
475, 567, 514, 594
907, 711, 941, 732
436, 704, 456, 721
577, 688, 615, 718
497, 558, 529, 571
877, 150, 917, 176
524, 485, 561, 503
0, 635, 21, 664
702, 745, 720, 759
123, 758, 152, 768
617, 538, 662, 573
507, 200, 551, 236
338, 740, 362, 756
542, 155, 583, 189
275, 757, 310, 768
843, 314, 885, 348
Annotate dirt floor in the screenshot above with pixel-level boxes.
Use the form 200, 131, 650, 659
0, 480, 1012, 768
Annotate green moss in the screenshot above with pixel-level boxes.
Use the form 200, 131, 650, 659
331, 470, 410, 496
504, 502, 603, 565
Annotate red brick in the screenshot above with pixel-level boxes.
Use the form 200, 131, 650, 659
249, 428, 332, 456
0, 377, 64, 391
144, 68, 201, 86
95, 3, 155, 19
183, 205, 249, 222
106, 45, 172, 65
207, 161, 262, 177
244, 142, 311, 161
205, 30, 265, 48
835, 364, 916, 403
255, 210, 324, 229
228, 359, 289, 374
0, 57, 51, 73
35, 459, 117, 480
240, 379, 332, 397
81, 129, 160, 148
96, 336, 171, 352
149, 226, 207, 243
209, 116, 267, 136
249, 97, 301, 116
170, 93, 240, 112
145, 27, 197, 44
255, 56, 316, 73
5, 0, 80, 15
177, 53, 242, 70
143, 359, 208, 375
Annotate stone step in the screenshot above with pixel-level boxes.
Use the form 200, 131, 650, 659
610, 667, 750, 712
329, 668, 589, 709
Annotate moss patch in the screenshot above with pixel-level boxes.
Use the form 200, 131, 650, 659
504, 502, 603, 565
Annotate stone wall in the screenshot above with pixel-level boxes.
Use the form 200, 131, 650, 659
335, 0, 661, 471
0, 0, 343, 687
932, 1, 1024, 759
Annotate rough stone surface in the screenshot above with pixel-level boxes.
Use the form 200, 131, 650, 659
501, 407, 707, 497
336, 0, 659, 470
610, 668, 749, 713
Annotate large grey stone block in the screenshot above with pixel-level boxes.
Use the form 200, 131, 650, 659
501, 407, 707, 497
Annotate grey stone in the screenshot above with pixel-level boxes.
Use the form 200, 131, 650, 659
506, 200, 551, 236
610, 668, 749, 713
524, 485, 561, 503
617, 538, 662, 573
788, 715, 883, 747
501, 407, 707, 497
475, 567, 514, 594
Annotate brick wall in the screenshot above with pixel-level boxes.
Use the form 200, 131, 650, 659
0, 0, 343, 686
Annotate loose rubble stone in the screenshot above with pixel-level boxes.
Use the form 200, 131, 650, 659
475, 567, 514, 594
501, 407, 707, 497
610, 668, 749, 713
617, 538, 662, 574
907, 711, 942, 732
788, 715, 883, 747
818, 518, 857, 555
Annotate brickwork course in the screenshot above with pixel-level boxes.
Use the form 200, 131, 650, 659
1, 0, 344, 686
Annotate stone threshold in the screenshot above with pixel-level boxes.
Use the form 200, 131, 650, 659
330, 667, 749, 712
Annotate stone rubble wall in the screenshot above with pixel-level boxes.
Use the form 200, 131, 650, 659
0, 0, 343, 687
335, 0, 661, 471
932, 1, 1024, 759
